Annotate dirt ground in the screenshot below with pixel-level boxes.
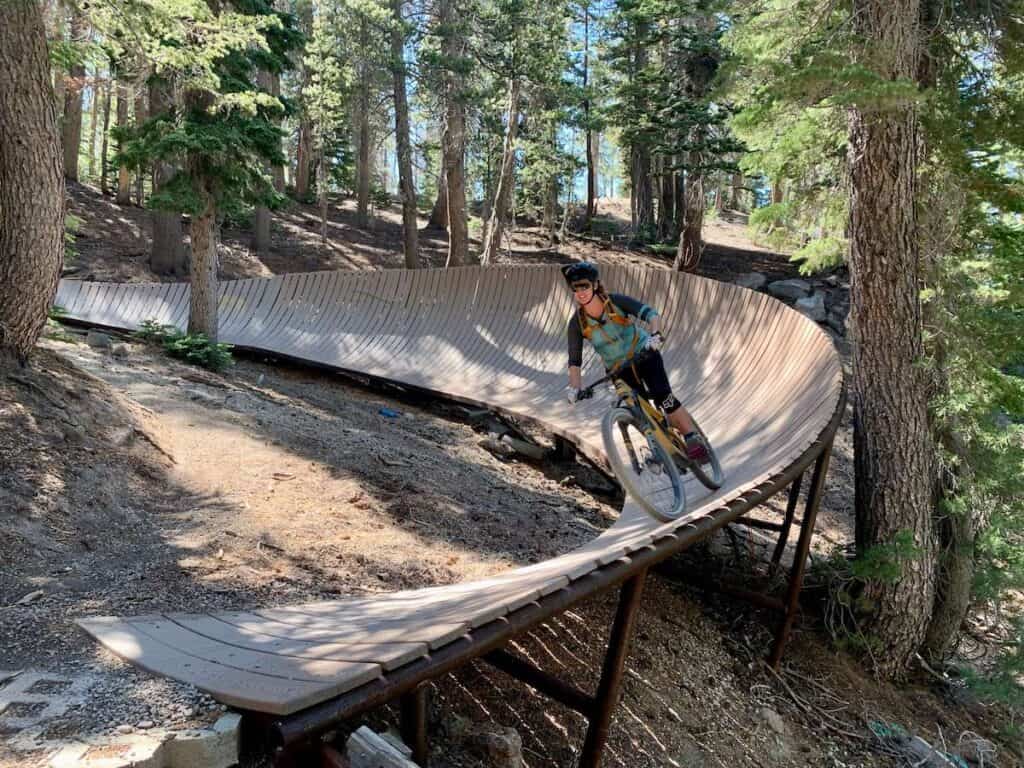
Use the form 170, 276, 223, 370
0, 185, 1013, 767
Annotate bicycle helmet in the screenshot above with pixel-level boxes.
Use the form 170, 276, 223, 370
561, 261, 599, 287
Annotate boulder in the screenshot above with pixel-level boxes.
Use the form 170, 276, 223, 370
86, 330, 113, 349
734, 272, 767, 291
826, 310, 847, 336
795, 291, 827, 322
766, 279, 812, 301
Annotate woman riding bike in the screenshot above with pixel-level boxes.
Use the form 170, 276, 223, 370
562, 261, 708, 463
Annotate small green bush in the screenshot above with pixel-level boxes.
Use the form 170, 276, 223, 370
134, 319, 234, 372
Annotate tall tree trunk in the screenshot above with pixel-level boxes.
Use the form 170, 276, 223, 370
428, 169, 448, 229
149, 76, 188, 276
115, 73, 131, 204
186, 80, 219, 339
730, 170, 743, 210
318, 143, 329, 244
480, 78, 520, 266
674, 168, 704, 271
0, 0, 64, 365
848, 0, 936, 680
293, 0, 314, 200
253, 70, 277, 256
61, 10, 86, 181
188, 187, 219, 339
133, 72, 147, 204
87, 68, 100, 180
99, 77, 111, 194
544, 127, 559, 247
583, 4, 595, 226
658, 156, 675, 240
355, 22, 372, 230
441, 5, 469, 265
632, 146, 654, 236
391, 0, 419, 269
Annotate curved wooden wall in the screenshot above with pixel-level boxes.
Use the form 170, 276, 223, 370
57, 264, 843, 715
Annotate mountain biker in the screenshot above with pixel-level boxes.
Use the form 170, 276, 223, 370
562, 261, 708, 462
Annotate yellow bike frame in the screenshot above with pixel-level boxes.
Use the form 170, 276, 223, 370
611, 378, 686, 459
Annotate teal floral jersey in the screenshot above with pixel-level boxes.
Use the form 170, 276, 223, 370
567, 293, 659, 369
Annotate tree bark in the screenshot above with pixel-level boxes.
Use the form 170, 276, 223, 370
632, 146, 654, 236
188, 188, 219, 339
253, 70, 277, 256
674, 168, 704, 271
480, 77, 520, 266
391, 0, 419, 269
848, 0, 936, 680
293, 0, 314, 200
583, 3, 595, 225
354, 19, 372, 229
99, 77, 111, 193
116, 73, 131, 204
440, 0, 470, 266
0, 0, 65, 364
149, 76, 188, 276
133, 71, 147, 204
428, 169, 448, 229
87, 67, 100, 179
61, 10, 86, 181
657, 156, 675, 240
730, 170, 743, 210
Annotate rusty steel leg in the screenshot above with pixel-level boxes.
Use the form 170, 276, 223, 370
769, 444, 832, 669
579, 569, 648, 768
400, 683, 429, 765
769, 472, 804, 579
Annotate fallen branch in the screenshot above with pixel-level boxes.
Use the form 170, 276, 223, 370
762, 662, 864, 740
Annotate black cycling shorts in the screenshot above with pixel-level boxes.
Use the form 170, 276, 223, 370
616, 351, 681, 414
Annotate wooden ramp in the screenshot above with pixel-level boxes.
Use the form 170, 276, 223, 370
58, 264, 843, 720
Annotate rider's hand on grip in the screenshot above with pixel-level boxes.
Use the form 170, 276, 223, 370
566, 386, 581, 405
644, 331, 664, 352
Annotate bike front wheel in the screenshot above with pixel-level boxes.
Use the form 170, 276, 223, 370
601, 408, 686, 522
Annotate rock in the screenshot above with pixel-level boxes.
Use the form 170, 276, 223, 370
757, 706, 786, 736
826, 310, 847, 335
795, 291, 827, 322
465, 725, 523, 768
347, 726, 418, 768
14, 590, 45, 606
766, 279, 812, 301
734, 272, 767, 291
136, 720, 154, 730
111, 343, 130, 358
86, 331, 113, 349
164, 713, 241, 768
116, 724, 135, 735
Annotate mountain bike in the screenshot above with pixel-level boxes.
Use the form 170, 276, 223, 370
575, 350, 724, 522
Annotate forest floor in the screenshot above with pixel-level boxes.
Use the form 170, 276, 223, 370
0, 184, 1012, 767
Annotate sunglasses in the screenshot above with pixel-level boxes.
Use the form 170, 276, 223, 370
571, 282, 593, 293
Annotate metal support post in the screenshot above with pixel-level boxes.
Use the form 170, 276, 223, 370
400, 684, 429, 765
769, 472, 804, 579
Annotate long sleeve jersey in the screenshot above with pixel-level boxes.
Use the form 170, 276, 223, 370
567, 293, 658, 369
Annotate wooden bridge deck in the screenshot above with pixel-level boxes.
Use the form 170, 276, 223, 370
58, 264, 843, 718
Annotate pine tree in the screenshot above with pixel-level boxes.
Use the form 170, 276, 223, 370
0, 0, 64, 365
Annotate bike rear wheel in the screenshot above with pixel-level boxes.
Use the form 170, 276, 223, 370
601, 407, 686, 522
679, 416, 725, 491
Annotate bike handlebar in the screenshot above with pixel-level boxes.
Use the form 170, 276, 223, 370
575, 348, 656, 402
